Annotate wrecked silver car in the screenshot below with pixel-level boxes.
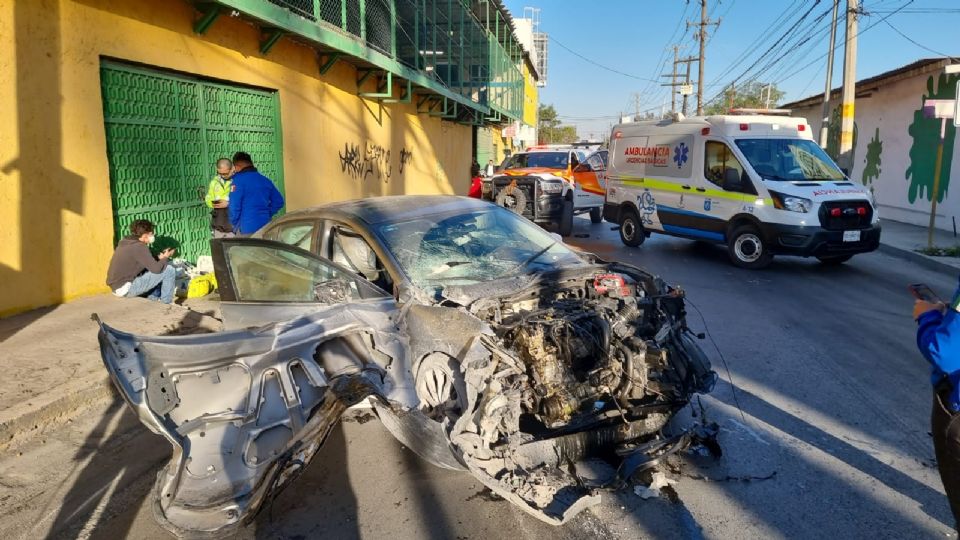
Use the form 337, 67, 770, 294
96, 196, 716, 537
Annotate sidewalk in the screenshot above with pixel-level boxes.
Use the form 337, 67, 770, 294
877, 218, 960, 275
0, 295, 221, 449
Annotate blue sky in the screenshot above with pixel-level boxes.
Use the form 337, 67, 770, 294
502, 0, 960, 139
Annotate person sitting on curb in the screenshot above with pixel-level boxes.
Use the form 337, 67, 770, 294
106, 219, 177, 304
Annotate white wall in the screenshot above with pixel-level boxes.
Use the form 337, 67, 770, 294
791, 71, 960, 231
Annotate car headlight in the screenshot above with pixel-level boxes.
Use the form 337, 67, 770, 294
540, 180, 564, 194
769, 191, 812, 213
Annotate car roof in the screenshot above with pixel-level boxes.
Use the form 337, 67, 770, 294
278, 195, 494, 226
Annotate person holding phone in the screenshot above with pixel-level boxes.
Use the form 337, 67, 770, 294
105, 219, 177, 304
914, 281, 960, 530
205, 158, 234, 238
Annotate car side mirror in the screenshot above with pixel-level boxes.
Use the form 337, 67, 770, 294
722, 168, 742, 192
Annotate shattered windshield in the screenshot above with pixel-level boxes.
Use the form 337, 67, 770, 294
376, 207, 586, 291
503, 152, 569, 169
735, 138, 844, 181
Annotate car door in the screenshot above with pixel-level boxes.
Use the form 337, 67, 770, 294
693, 140, 754, 241
572, 152, 607, 208
212, 237, 395, 329
95, 237, 405, 537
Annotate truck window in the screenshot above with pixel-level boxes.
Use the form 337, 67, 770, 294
705, 141, 746, 189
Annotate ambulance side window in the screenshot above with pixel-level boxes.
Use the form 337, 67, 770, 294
704, 141, 748, 192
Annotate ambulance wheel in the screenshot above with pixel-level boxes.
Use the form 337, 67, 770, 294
817, 254, 853, 265
727, 225, 772, 269
589, 207, 603, 224
558, 199, 575, 237
619, 210, 645, 247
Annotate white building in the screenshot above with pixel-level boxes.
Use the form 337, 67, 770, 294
783, 59, 960, 231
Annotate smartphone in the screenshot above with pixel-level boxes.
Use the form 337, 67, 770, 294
909, 283, 943, 303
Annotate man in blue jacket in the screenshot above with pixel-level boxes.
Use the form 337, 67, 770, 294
916, 289, 960, 530
229, 151, 285, 236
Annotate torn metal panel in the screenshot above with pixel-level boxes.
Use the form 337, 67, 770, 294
97, 304, 403, 537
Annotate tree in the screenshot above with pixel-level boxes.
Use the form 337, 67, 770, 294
704, 82, 786, 115
538, 104, 578, 144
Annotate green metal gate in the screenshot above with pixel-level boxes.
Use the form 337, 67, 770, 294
477, 127, 495, 168
100, 61, 284, 262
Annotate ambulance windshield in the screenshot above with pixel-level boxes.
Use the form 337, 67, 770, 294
735, 139, 844, 181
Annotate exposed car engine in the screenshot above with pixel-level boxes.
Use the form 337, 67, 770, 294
417, 264, 718, 524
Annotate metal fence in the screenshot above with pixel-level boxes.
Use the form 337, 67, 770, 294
233, 0, 523, 121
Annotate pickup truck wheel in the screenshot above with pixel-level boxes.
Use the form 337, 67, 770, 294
589, 207, 602, 224
817, 254, 853, 265
727, 225, 773, 269
619, 209, 645, 247
558, 199, 574, 237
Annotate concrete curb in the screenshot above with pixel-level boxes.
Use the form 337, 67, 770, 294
0, 372, 116, 450
878, 242, 960, 277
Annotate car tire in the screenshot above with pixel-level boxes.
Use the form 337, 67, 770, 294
817, 254, 853, 265
619, 209, 645, 247
558, 199, 574, 237
727, 225, 773, 269
495, 187, 527, 214
589, 207, 603, 224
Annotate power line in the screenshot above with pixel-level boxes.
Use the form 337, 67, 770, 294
547, 35, 659, 83
708, 0, 916, 107
882, 18, 958, 61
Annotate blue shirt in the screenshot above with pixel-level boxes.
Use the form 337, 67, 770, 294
917, 283, 960, 412
228, 168, 284, 234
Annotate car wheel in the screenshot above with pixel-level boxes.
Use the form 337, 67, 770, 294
817, 254, 853, 265
589, 207, 602, 224
619, 209, 645, 247
558, 199, 574, 237
727, 225, 773, 269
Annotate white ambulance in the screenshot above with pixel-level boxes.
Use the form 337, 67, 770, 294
603, 113, 881, 269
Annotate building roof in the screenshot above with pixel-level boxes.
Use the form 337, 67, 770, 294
781, 58, 955, 109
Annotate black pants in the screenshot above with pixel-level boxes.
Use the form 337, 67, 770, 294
932, 387, 960, 531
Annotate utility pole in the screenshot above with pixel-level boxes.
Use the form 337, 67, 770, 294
689, 0, 720, 115
671, 45, 679, 114
634, 92, 640, 120
839, 0, 858, 172
661, 47, 697, 116
819, 0, 840, 148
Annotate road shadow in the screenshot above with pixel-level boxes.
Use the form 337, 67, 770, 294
249, 422, 360, 539
47, 399, 163, 539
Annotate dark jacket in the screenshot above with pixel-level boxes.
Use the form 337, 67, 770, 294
106, 236, 167, 290
229, 167, 285, 234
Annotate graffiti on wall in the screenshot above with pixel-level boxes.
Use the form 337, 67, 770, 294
338, 141, 414, 182
862, 127, 883, 185
906, 73, 959, 204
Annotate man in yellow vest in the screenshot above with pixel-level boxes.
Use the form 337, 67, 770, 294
205, 158, 234, 238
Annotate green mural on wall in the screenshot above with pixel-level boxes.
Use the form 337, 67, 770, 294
862, 127, 882, 184
906, 73, 959, 204
826, 104, 858, 165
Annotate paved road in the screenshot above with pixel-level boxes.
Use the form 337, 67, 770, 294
3, 217, 957, 539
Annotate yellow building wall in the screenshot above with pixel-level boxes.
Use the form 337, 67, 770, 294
522, 63, 539, 127
0, 0, 473, 317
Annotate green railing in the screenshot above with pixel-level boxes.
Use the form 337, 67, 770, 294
201, 0, 523, 122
